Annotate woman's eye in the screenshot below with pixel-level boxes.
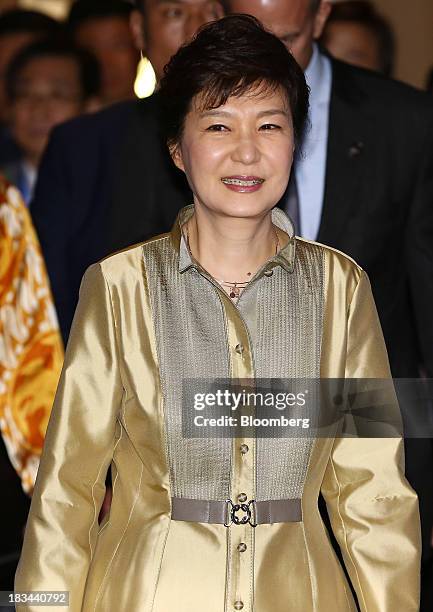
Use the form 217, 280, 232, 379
260, 123, 281, 131
206, 124, 229, 132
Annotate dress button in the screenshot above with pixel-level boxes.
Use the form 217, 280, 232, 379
237, 542, 247, 553
235, 344, 244, 355
264, 269, 274, 277
234, 602, 244, 610
240, 443, 249, 455
238, 492, 247, 503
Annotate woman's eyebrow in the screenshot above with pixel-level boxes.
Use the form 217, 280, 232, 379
256, 109, 289, 118
199, 109, 289, 119
199, 109, 232, 118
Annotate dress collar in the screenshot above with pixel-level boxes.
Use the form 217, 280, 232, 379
170, 205, 296, 274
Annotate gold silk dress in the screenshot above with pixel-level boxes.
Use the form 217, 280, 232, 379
15, 206, 420, 611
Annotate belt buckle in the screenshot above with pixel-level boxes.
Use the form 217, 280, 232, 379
224, 499, 257, 528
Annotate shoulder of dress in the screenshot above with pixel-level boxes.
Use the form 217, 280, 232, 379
296, 237, 362, 268
295, 237, 364, 284
95, 233, 172, 281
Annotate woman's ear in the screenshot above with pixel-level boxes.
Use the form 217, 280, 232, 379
169, 142, 185, 172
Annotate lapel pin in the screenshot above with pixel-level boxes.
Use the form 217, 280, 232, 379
348, 141, 364, 158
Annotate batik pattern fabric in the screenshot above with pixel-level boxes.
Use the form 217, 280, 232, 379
0, 177, 63, 493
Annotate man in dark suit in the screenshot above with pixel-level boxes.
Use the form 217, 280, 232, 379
226, 0, 433, 379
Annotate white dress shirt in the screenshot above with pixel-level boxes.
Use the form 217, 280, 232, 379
295, 44, 332, 240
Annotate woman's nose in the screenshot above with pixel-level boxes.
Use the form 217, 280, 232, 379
231, 135, 261, 165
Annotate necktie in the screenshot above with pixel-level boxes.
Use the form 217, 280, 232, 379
277, 169, 300, 236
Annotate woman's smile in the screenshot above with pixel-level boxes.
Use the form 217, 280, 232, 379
221, 175, 265, 193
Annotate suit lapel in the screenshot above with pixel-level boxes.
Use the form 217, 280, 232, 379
317, 60, 374, 247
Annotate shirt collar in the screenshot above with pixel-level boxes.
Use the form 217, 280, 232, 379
304, 43, 331, 107
171, 205, 296, 275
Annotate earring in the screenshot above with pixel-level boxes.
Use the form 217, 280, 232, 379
135, 51, 157, 98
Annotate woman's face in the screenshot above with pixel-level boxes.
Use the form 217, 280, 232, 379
171, 86, 295, 220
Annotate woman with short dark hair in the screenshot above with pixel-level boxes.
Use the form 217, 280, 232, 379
16, 15, 420, 612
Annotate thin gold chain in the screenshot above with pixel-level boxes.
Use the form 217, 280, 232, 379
185, 222, 280, 300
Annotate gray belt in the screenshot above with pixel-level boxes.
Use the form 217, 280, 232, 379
171, 497, 302, 527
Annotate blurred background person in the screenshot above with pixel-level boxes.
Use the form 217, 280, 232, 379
67, 0, 139, 108
320, 0, 395, 76
0, 174, 63, 590
0, 9, 59, 166
137, 0, 224, 79
0, 38, 100, 205
31, 0, 225, 344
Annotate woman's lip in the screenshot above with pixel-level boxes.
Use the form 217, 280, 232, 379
223, 184, 263, 193
220, 176, 265, 193
219, 183, 263, 193
221, 176, 265, 183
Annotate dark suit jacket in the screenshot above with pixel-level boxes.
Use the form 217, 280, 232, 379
319, 60, 433, 380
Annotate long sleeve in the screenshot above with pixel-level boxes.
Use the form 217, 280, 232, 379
15, 263, 124, 612
321, 271, 421, 611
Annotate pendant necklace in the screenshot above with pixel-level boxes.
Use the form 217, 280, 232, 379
186, 223, 280, 301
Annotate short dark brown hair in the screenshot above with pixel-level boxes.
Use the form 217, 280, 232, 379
158, 14, 309, 147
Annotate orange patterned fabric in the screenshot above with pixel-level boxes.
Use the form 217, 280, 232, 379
0, 176, 63, 494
